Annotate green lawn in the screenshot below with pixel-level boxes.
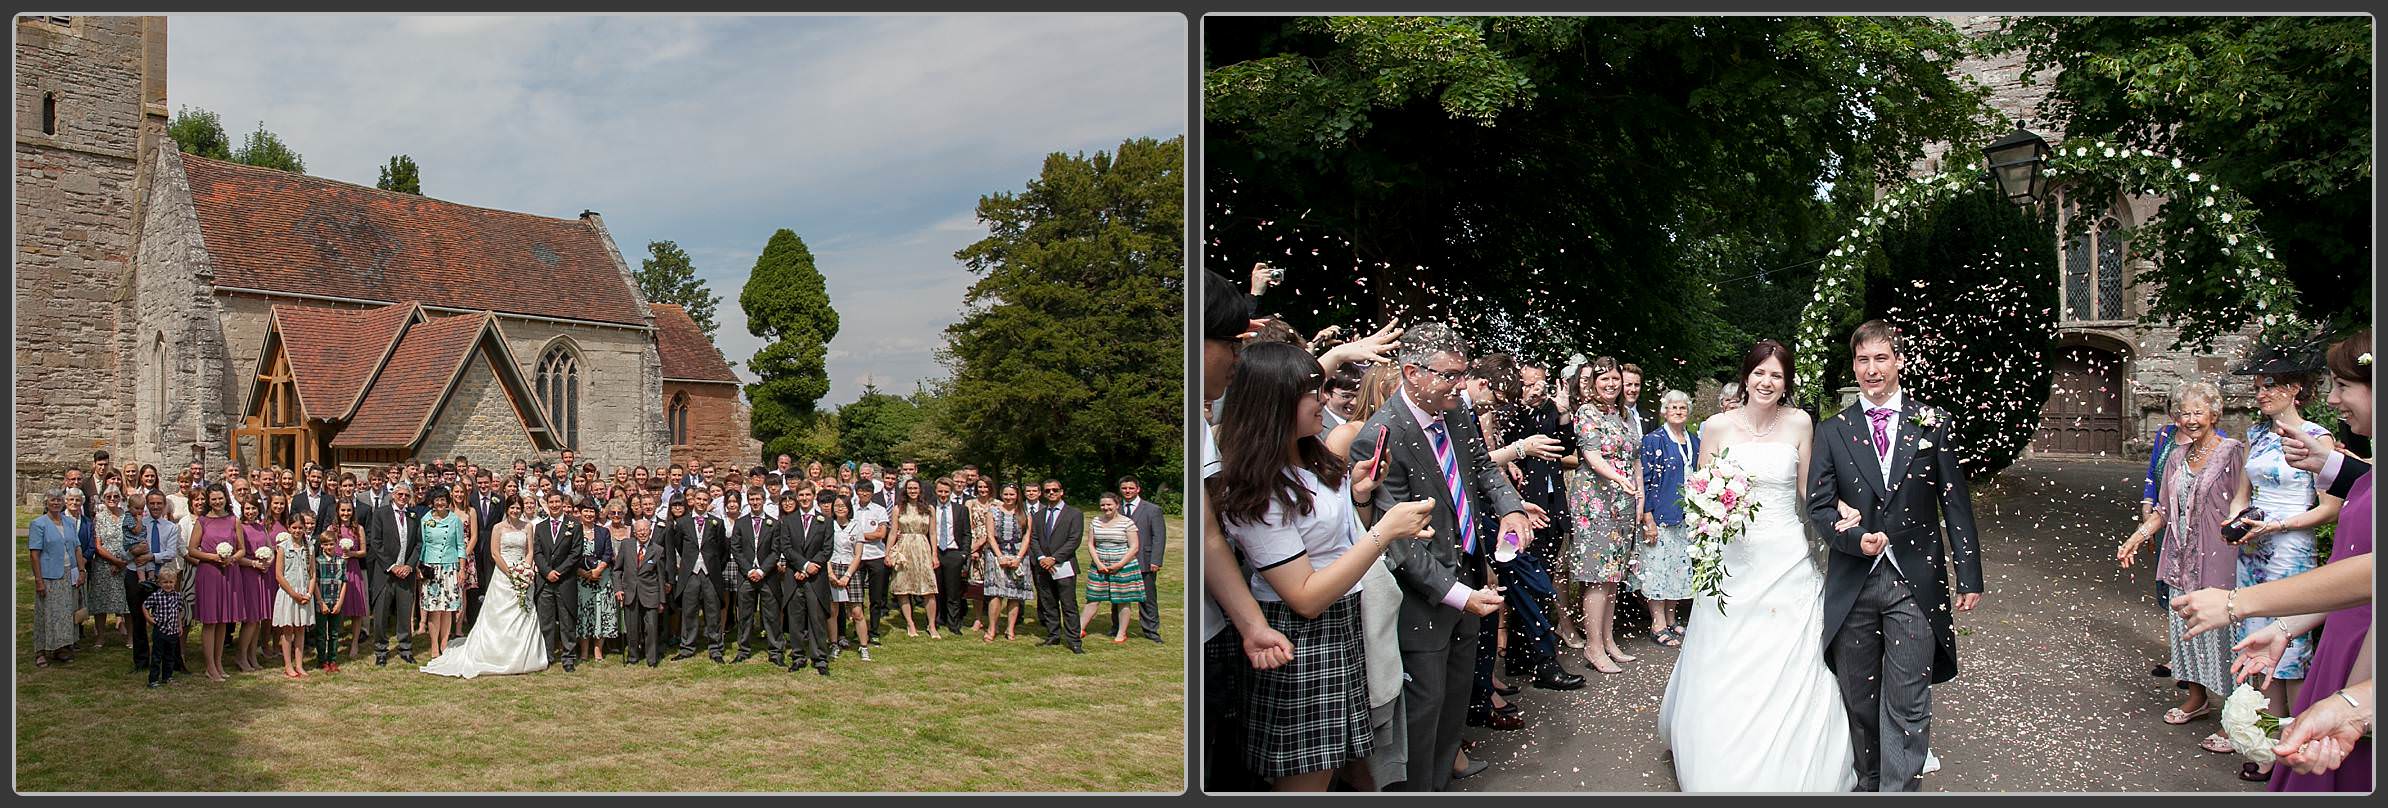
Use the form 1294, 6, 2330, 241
15, 517, 1187, 792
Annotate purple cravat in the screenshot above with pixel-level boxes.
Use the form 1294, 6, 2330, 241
1868, 407, 1895, 459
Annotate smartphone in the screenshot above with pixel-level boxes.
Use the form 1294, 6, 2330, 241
1368, 425, 1390, 480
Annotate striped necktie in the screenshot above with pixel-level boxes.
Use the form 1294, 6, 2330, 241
1423, 420, 1477, 555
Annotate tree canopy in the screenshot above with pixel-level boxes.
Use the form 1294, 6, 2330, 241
167, 106, 232, 161
376, 154, 421, 194
231, 121, 305, 173
1985, 16, 2372, 336
1205, 16, 1996, 391
941, 135, 1184, 497
636, 240, 724, 340
740, 228, 840, 460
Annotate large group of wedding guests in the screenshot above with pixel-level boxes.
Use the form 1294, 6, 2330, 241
1199, 261, 2372, 793
24, 450, 1170, 684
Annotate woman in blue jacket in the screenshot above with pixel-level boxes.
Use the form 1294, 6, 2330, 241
1633, 390, 1700, 647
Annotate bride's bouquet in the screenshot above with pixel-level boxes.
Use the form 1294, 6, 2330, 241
2220, 684, 2292, 764
1680, 446, 1763, 615
507, 566, 534, 613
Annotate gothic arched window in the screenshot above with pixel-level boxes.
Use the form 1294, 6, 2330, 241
669, 392, 690, 446
535, 343, 580, 450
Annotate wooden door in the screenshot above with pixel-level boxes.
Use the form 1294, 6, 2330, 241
2033, 346, 2125, 456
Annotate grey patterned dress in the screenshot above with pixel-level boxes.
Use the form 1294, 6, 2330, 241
82, 508, 133, 615
577, 531, 619, 638
980, 507, 1032, 600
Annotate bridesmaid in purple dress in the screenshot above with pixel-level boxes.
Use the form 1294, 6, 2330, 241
2275, 332, 2373, 793
236, 492, 288, 673
190, 486, 241, 682
328, 500, 370, 658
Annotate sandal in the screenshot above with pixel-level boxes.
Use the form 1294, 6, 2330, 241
2200, 733, 2236, 754
2239, 762, 2271, 781
2163, 705, 2213, 725
1652, 628, 1683, 648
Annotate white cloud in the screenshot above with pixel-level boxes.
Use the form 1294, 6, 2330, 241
168, 13, 1185, 406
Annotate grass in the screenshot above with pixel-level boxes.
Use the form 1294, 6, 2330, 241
14, 517, 1187, 792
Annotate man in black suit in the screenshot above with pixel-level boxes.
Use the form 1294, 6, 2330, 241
531, 491, 585, 671
930, 478, 972, 634
728, 490, 783, 665
776, 489, 835, 675
1498, 362, 1581, 693
291, 465, 338, 530
1028, 479, 1086, 654
1807, 321, 1984, 791
1350, 322, 1537, 791
618, 515, 666, 667
461, 470, 505, 634
1118, 477, 1167, 644
365, 483, 422, 665
669, 490, 731, 662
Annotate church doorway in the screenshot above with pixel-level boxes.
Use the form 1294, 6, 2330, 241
2032, 344, 2126, 457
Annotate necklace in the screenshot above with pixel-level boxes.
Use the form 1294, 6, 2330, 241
1742, 404, 1782, 438
2184, 434, 2218, 468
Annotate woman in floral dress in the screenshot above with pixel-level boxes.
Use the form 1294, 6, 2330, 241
979, 484, 1031, 641
1567, 356, 1644, 674
574, 502, 618, 661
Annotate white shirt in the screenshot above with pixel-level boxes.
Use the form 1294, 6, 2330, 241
856, 503, 890, 561
388, 507, 413, 572
933, 502, 958, 552
1859, 389, 1905, 576
1200, 422, 1228, 643
1227, 467, 1364, 603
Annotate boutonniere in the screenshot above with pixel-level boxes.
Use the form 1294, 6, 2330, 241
1909, 407, 1944, 431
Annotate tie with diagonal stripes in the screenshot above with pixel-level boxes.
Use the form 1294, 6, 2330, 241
1423, 420, 1476, 556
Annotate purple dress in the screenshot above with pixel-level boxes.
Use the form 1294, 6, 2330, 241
2271, 470, 2372, 793
192, 514, 242, 625
332, 525, 369, 618
239, 520, 285, 623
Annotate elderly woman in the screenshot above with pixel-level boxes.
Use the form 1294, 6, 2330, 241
85, 484, 139, 648
1715, 382, 1743, 414
2119, 380, 2246, 754
28, 490, 85, 666
1635, 390, 1700, 647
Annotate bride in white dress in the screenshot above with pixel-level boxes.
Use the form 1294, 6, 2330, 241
1658, 344, 1856, 791
422, 500, 547, 678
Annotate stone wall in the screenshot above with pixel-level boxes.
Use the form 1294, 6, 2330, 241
13, 17, 153, 499
491, 318, 662, 468
416, 355, 539, 463
131, 143, 234, 473
666, 381, 755, 467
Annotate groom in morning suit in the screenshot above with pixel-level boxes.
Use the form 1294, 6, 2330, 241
531, 491, 587, 671
1806, 320, 1985, 791
366, 483, 424, 665
775, 489, 836, 674
669, 490, 733, 662
1351, 322, 1538, 792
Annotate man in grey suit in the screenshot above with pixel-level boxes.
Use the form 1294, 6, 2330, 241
1350, 322, 1539, 791
617, 515, 667, 667
1806, 320, 1985, 791
775, 489, 836, 675
365, 483, 423, 665
1118, 476, 1166, 644
1029, 479, 1086, 654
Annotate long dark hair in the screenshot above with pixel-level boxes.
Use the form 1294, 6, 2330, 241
1210, 341, 1348, 527
896, 478, 930, 517
1737, 340, 1797, 407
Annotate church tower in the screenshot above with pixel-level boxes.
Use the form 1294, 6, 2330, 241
14, 15, 167, 496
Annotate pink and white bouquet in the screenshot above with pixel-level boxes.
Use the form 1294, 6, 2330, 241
1680, 446, 1763, 615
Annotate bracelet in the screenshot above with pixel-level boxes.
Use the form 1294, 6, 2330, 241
2226, 591, 2241, 626
2337, 689, 2362, 712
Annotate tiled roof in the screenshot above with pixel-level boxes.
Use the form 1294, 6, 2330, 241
180, 154, 647, 327
269, 303, 417, 421
331, 313, 493, 448
651, 303, 740, 384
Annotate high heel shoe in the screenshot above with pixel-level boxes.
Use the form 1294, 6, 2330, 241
1582, 652, 1623, 674
1607, 648, 1639, 664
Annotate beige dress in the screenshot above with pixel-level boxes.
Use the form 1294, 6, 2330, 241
889, 509, 938, 596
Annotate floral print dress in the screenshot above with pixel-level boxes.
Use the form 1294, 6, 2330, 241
1569, 405, 1640, 584
2237, 422, 2329, 680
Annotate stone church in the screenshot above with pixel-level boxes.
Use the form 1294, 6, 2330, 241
15, 15, 756, 496
1912, 15, 2263, 461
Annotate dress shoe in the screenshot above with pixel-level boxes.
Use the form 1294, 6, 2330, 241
1485, 712, 1525, 731
1493, 682, 1521, 697
815, 665, 830, 676
671, 650, 696, 661
1534, 667, 1587, 691
732, 651, 754, 664
646, 658, 660, 668
1040, 637, 1062, 647
562, 661, 576, 672
400, 653, 416, 664
1453, 759, 1491, 781
1069, 645, 1085, 654
768, 654, 784, 667
1145, 634, 1165, 645
709, 652, 726, 663
375, 655, 388, 666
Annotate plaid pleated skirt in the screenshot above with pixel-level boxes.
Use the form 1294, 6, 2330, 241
1244, 593, 1372, 778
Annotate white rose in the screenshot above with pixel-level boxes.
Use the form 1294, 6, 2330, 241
214, 541, 233, 556
2218, 685, 2277, 763
339, 538, 355, 551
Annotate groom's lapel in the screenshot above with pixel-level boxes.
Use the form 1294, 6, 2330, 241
1885, 398, 1925, 502
1842, 403, 1890, 503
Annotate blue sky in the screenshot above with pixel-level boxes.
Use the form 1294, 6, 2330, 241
169, 14, 1186, 406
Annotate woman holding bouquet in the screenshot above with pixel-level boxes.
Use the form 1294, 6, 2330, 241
2119, 381, 2246, 753
1567, 356, 1645, 674
189, 485, 240, 681
1210, 340, 1435, 791
235, 491, 289, 673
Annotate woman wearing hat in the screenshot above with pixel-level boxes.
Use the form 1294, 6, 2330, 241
2220, 338, 2343, 780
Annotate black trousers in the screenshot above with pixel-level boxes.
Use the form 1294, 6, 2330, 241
781, 582, 828, 667
934, 548, 970, 630
861, 557, 891, 640
369, 571, 415, 657
462, 551, 494, 632
125, 572, 152, 667
1033, 567, 1082, 649
148, 629, 179, 685
535, 576, 579, 663
676, 575, 723, 654
1138, 568, 1164, 641
1398, 612, 1480, 792
733, 578, 783, 655
623, 604, 662, 664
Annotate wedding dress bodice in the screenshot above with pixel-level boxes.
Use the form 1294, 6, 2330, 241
496, 525, 530, 566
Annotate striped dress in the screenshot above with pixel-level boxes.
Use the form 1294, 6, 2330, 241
1083, 518, 1145, 603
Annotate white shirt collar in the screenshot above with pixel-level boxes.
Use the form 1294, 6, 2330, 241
1862, 389, 1904, 414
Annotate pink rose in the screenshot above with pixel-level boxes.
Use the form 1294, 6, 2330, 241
1689, 477, 1710, 494
1719, 490, 1737, 509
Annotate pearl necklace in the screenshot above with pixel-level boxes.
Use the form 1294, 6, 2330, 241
1742, 403, 1782, 438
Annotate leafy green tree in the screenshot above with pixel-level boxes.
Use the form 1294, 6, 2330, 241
376, 154, 422, 194
1205, 16, 1995, 390
167, 105, 232, 161
890, 385, 964, 475
1843, 185, 2059, 480
231, 122, 305, 173
834, 384, 923, 464
635, 240, 723, 339
942, 136, 1184, 498
1986, 16, 2372, 338
740, 228, 840, 460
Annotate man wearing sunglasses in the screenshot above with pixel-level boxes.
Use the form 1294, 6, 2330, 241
1029, 479, 1086, 654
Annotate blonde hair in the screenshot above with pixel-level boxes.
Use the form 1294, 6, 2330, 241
1352, 362, 1404, 424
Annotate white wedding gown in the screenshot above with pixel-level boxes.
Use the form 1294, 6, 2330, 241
1658, 440, 1857, 791
421, 524, 548, 678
